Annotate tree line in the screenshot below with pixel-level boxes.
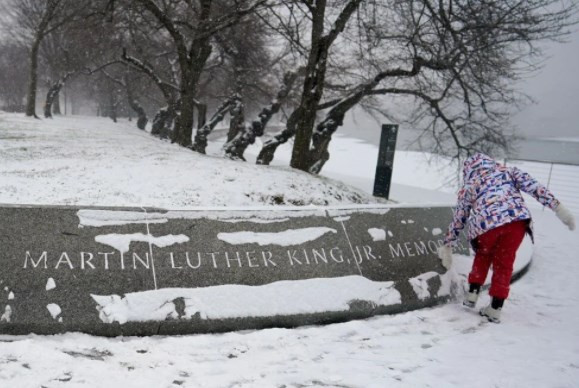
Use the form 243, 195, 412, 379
0, 0, 576, 173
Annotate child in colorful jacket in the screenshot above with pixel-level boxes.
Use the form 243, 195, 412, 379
438, 153, 575, 323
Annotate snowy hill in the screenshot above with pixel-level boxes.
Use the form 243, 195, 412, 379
0, 112, 378, 208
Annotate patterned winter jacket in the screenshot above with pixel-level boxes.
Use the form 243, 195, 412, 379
443, 153, 560, 247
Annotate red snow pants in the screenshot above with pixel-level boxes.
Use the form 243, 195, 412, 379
468, 220, 527, 299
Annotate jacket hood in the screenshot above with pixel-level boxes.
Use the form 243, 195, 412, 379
462, 153, 502, 181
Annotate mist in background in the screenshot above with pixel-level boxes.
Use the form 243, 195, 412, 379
341, 29, 579, 147
513, 29, 579, 138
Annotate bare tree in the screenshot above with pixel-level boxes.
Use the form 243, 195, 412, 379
189, 13, 281, 155
116, 0, 268, 147
287, 0, 363, 171
3, 0, 88, 117
0, 43, 29, 112
223, 69, 301, 159
260, 0, 576, 173
39, 10, 123, 119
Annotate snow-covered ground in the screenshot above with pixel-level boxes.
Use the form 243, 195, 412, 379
1, 113, 578, 387
0, 113, 376, 207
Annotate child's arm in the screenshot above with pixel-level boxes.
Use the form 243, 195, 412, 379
443, 186, 472, 247
510, 167, 560, 210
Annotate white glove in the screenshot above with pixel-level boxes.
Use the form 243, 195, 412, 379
556, 203, 576, 231
437, 245, 453, 270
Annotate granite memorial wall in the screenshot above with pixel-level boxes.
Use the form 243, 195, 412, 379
0, 204, 469, 336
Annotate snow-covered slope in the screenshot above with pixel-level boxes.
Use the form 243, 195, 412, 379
0, 113, 377, 207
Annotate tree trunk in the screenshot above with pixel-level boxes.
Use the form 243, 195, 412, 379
128, 97, 148, 130
225, 70, 300, 160
25, 38, 41, 118
256, 109, 299, 165
172, 71, 197, 146
191, 96, 236, 154
289, 0, 362, 171
109, 88, 118, 123
306, 75, 382, 173
172, 42, 212, 147
197, 103, 207, 129
226, 95, 244, 143
173, 93, 195, 146
44, 71, 78, 119
289, 2, 329, 171
44, 82, 63, 118
53, 92, 61, 115
126, 80, 148, 130
151, 105, 176, 139
307, 119, 338, 174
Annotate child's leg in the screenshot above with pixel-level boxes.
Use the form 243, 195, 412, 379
468, 226, 501, 286
488, 220, 528, 300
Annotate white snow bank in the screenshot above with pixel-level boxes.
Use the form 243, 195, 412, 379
77, 208, 327, 228
95, 233, 189, 253
217, 227, 337, 246
91, 275, 401, 324
0, 113, 375, 208
409, 271, 455, 300
409, 272, 439, 300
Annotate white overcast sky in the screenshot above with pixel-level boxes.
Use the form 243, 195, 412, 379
513, 29, 579, 138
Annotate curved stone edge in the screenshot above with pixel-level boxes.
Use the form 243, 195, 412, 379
0, 297, 452, 337
509, 258, 532, 285
0, 203, 533, 336
0, 265, 533, 337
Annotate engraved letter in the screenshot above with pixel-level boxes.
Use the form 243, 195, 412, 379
81, 252, 95, 269
287, 250, 302, 265
389, 243, 404, 258
261, 251, 277, 267
312, 248, 328, 264
404, 242, 415, 257
225, 252, 242, 268
330, 247, 344, 263
169, 252, 183, 269
24, 251, 48, 269
246, 251, 259, 268
186, 253, 202, 269
55, 252, 74, 269
413, 241, 428, 256
207, 252, 219, 268
98, 252, 114, 270
363, 245, 377, 261
302, 249, 311, 264
427, 241, 439, 254
132, 252, 150, 269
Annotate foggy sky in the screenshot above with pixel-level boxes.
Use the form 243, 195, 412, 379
513, 29, 579, 138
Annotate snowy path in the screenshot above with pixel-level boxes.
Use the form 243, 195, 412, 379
1, 211, 577, 387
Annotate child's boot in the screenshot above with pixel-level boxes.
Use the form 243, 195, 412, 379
480, 297, 504, 323
463, 283, 481, 308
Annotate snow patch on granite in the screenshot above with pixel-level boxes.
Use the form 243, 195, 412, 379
217, 227, 337, 247
91, 276, 401, 324
368, 228, 386, 241
95, 233, 189, 253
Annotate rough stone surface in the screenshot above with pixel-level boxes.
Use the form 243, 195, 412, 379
0, 204, 469, 336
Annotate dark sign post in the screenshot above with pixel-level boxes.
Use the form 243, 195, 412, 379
373, 124, 398, 199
